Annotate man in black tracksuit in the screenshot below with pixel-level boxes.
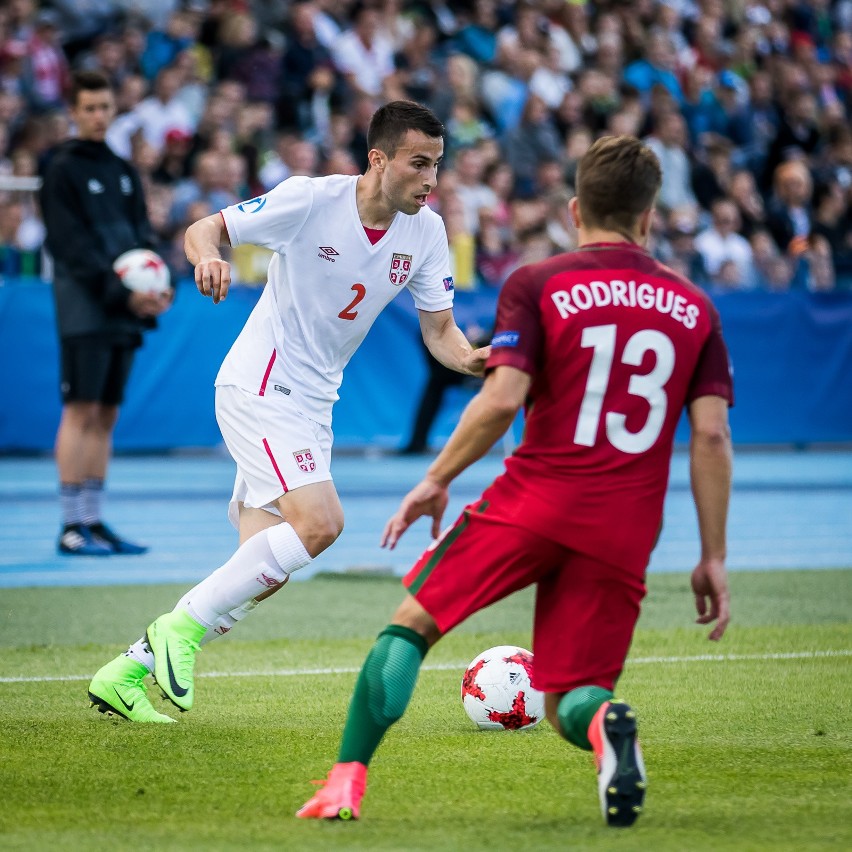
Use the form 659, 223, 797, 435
41, 70, 172, 556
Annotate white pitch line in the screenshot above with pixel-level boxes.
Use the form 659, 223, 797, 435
0, 649, 849, 685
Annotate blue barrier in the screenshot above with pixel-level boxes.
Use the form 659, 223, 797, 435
1, 278, 851, 451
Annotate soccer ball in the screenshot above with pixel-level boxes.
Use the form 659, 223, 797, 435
113, 248, 170, 293
461, 645, 545, 731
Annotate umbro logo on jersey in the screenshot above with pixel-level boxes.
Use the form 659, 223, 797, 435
318, 246, 339, 262
87, 179, 105, 194
120, 175, 133, 195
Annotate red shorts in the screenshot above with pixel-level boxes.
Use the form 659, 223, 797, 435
403, 499, 647, 694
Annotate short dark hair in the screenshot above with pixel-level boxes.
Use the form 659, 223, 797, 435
70, 70, 112, 106
366, 100, 443, 161
576, 136, 661, 232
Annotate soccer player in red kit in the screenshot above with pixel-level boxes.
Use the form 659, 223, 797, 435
297, 136, 734, 827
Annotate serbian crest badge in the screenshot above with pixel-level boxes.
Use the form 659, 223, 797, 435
293, 449, 316, 473
389, 253, 412, 285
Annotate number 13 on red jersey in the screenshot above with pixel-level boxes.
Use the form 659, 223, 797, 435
575, 324, 675, 454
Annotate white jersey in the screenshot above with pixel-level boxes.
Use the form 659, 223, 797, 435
217, 174, 454, 425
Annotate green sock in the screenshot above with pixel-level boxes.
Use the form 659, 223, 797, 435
337, 625, 428, 765
557, 685, 614, 750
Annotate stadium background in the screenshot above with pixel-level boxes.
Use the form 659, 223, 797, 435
0, 0, 850, 584
0, 9, 849, 849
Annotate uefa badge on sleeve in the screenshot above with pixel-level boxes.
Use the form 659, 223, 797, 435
293, 449, 316, 473
389, 253, 412, 285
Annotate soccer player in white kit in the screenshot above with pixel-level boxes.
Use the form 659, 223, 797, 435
87, 101, 490, 723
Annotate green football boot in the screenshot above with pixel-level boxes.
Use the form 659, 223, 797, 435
146, 609, 207, 712
88, 655, 176, 723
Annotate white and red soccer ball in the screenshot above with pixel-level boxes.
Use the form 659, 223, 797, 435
461, 645, 544, 731
113, 248, 170, 293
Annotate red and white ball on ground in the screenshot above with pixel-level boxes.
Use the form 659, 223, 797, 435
461, 645, 545, 731
113, 248, 170, 293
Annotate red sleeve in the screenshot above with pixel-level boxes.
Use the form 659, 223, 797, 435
687, 304, 735, 406
485, 265, 544, 377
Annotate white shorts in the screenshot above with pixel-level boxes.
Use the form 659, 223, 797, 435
215, 385, 333, 529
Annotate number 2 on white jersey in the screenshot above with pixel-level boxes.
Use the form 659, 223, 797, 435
574, 324, 675, 454
338, 283, 366, 320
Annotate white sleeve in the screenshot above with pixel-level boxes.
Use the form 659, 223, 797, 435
406, 217, 455, 312
220, 176, 313, 253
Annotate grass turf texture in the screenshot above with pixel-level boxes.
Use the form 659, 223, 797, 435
0, 569, 849, 851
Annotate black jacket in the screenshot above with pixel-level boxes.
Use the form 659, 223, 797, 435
40, 139, 156, 340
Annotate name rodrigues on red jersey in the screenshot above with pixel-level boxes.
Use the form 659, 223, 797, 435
551, 279, 701, 329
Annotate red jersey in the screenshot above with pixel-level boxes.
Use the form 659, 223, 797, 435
485, 243, 734, 574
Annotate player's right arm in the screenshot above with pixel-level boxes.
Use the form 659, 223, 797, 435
687, 394, 733, 641
185, 212, 232, 304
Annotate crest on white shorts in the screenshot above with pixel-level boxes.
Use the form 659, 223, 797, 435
389, 252, 412, 285
293, 449, 316, 473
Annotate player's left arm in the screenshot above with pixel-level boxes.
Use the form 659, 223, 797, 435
418, 308, 492, 377
382, 365, 530, 548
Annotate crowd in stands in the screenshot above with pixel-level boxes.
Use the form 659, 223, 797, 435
0, 0, 850, 291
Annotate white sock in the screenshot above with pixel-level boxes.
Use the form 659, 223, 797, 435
201, 600, 259, 646
125, 637, 154, 672
177, 523, 311, 627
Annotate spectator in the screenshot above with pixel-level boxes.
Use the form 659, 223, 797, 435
543, 186, 577, 253
453, 144, 497, 235
477, 208, 520, 288
695, 198, 755, 288
691, 135, 734, 212
762, 90, 821, 186
801, 234, 837, 292
660, 209, 710, 288
0, 198, 42, 278
623, 30, 684, 106
278, 1, 338, 137
501, 93, 562, 198
562, 125, 593, 188
728, 169, 767, 240
452, 0, 499, 66
430, 52, 481, 125
126, 65, 195, 152
217, 14, 282, 105
75, 33, 131, 90
811, 179, 852, 285
482, 159, 514, 237
169, 149, 239, 228
751, 228, 785, 289
529, 40, 573, 111
594, 31, 625, 80
644, 110, 698, 215
22, 10, 71, 113
321, 146, 359, 175
152, 127, 193, 185
444, 95, 494, 159
394, 17, 442, 105
480, 47, 541, 134
443, 190, 476, 290
331, 3, 396, 100
140, 10, 197, 81
744, 69, 781, 176
766, 159, 813, 255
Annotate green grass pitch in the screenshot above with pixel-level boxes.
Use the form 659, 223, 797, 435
1, 569, 850, 851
